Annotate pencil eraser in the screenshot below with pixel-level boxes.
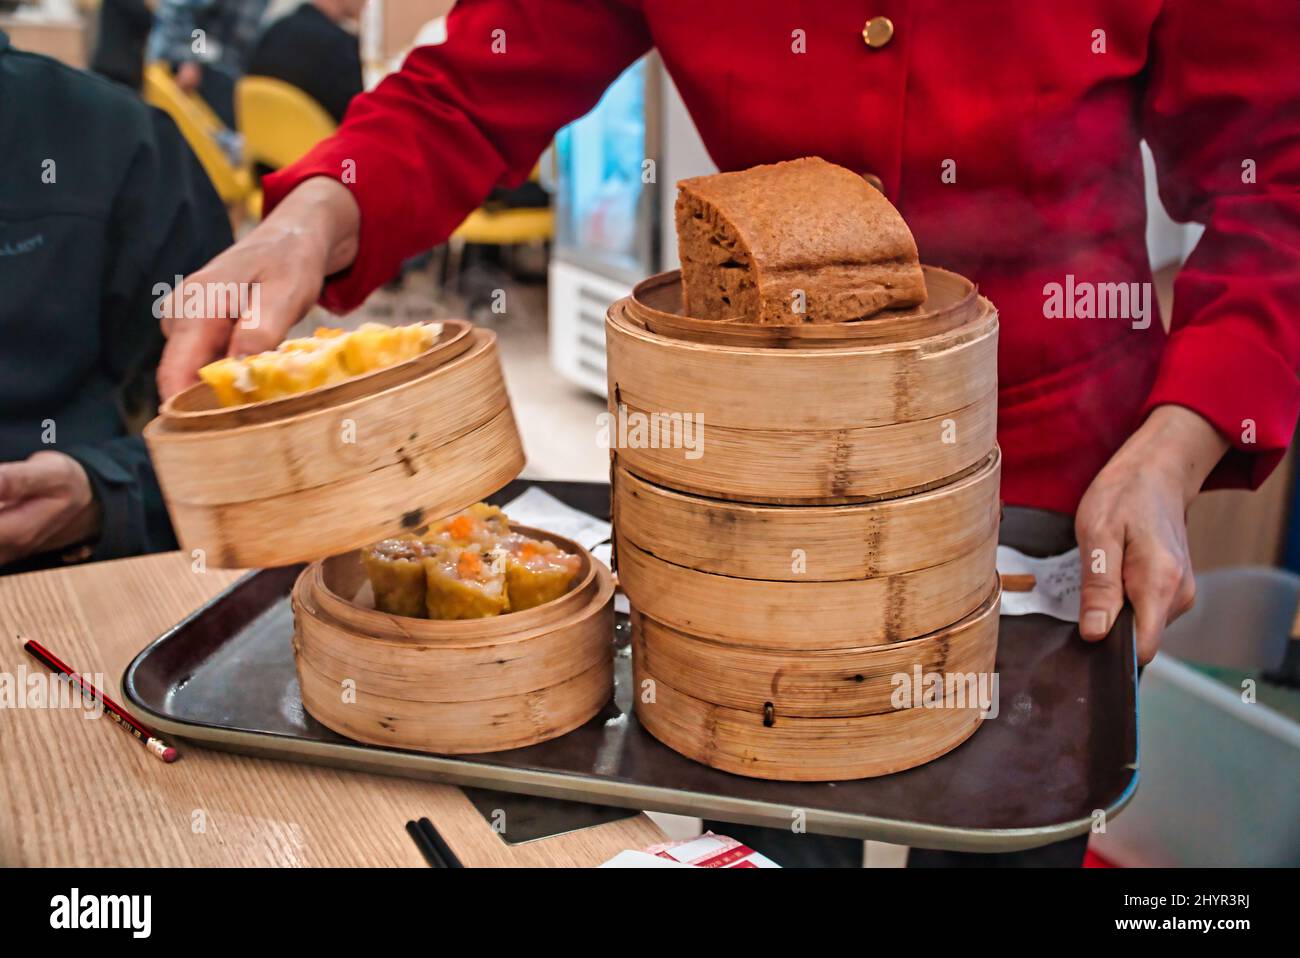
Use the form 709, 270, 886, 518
161, 746, 178, 763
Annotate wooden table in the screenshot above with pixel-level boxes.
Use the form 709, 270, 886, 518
0, 553, 664, 866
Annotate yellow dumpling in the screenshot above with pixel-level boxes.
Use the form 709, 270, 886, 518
361, 537, 434, 618
342, 322, 441, 376
198, 321, 441, 407
197, 357, 251, 407
423, 547, 510, 619
426, 502, 511, 549
502, 535, 581, 611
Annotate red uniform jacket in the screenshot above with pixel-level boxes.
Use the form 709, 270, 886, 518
264, 0, 1300, 515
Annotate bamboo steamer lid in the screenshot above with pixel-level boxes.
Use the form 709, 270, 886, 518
632, 584, 999, 718
613, 449, 1000, 582
144, 324, 526, 567
604, 267, 999, 503
292, 529, 616, 754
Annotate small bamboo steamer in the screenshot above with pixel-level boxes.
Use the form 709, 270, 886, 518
613, 449, 1000, 581
145, 326, 525, 567
605, 268, 999, 503
291, 531, 615, 754
633, 656, 989, 781
632, 584, 1000, 718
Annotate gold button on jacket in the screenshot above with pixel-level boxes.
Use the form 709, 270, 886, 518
862, 16, 894, 48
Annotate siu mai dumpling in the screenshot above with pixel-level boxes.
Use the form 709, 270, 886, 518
361, 536, 435, 618
502, 535, 581, 611
426, 502, 511, 549
423, 547, 510, 619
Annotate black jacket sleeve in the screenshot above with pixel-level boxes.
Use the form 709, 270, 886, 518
63, 107, 232, 562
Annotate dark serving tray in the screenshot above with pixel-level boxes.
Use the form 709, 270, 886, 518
123, 480, 1138, 851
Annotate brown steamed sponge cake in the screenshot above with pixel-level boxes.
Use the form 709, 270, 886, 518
675, 157, 926, 324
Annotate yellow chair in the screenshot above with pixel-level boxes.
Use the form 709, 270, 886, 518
235, 75, 337, 172
451, 206, 555, 245
444, 165, 554, 291
142, 62, 254, 207
451, 163, 554, 246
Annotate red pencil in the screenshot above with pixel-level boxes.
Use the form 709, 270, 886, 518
22, 639, 177, 763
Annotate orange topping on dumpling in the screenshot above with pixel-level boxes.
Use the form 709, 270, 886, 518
457, 550, 484, 579
448, 516, 474, 541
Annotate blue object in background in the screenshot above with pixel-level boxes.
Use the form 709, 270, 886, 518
553, 58, 655, 283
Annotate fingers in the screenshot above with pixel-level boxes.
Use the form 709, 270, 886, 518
156, 228, 327, 398
1170, 566, 1197, 622
0, 461, 65, 565
158, 314, 234, 399
0, 498, 52, 566
0, 457, 51, 505
1124, 544, 1191, 664
1075, 515, 1125, 642
226, 283, 316, 358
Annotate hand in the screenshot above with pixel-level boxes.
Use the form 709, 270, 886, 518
0, 452, 102, 566
156, 176, 361, 399
175, 61, 203, 93
1075, 405, 1229, 663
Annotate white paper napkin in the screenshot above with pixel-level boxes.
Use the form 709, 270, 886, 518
501, 487, 612, 549
997, 545, 1082, 622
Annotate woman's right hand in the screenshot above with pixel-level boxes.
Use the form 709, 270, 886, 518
157, 176, 361, 400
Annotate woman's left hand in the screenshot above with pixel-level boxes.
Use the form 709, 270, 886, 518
1074, 405, 1229, 663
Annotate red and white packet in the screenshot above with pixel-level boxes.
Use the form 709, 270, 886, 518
640, 831, 780, 868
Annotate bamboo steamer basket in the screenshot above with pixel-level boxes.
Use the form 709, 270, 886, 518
615, 525, 997, 650
632, 602, 996, 782
632, 585, 1000, 718
292, 528, 616, 754
613, 449, 1000, 582
604, 267, 999, 503
145, 324, 526, 567
634, 661, 988, 781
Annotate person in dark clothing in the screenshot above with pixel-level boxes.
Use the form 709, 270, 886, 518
147, 0, 271, 127
90, 0, 154, 90
247, 0, 365, 125
0, 31, 233, 574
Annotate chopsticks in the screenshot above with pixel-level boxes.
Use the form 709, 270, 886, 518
21, 639, 177, 763
405, 817, 463, 868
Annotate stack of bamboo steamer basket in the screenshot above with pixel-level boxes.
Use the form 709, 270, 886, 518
148, 321, 617, 755
607, 267, 1003, 781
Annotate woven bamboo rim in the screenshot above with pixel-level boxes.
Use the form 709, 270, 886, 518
629, 267, 978, 349
310, 527, 598, 643
158, 319, 473, 431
